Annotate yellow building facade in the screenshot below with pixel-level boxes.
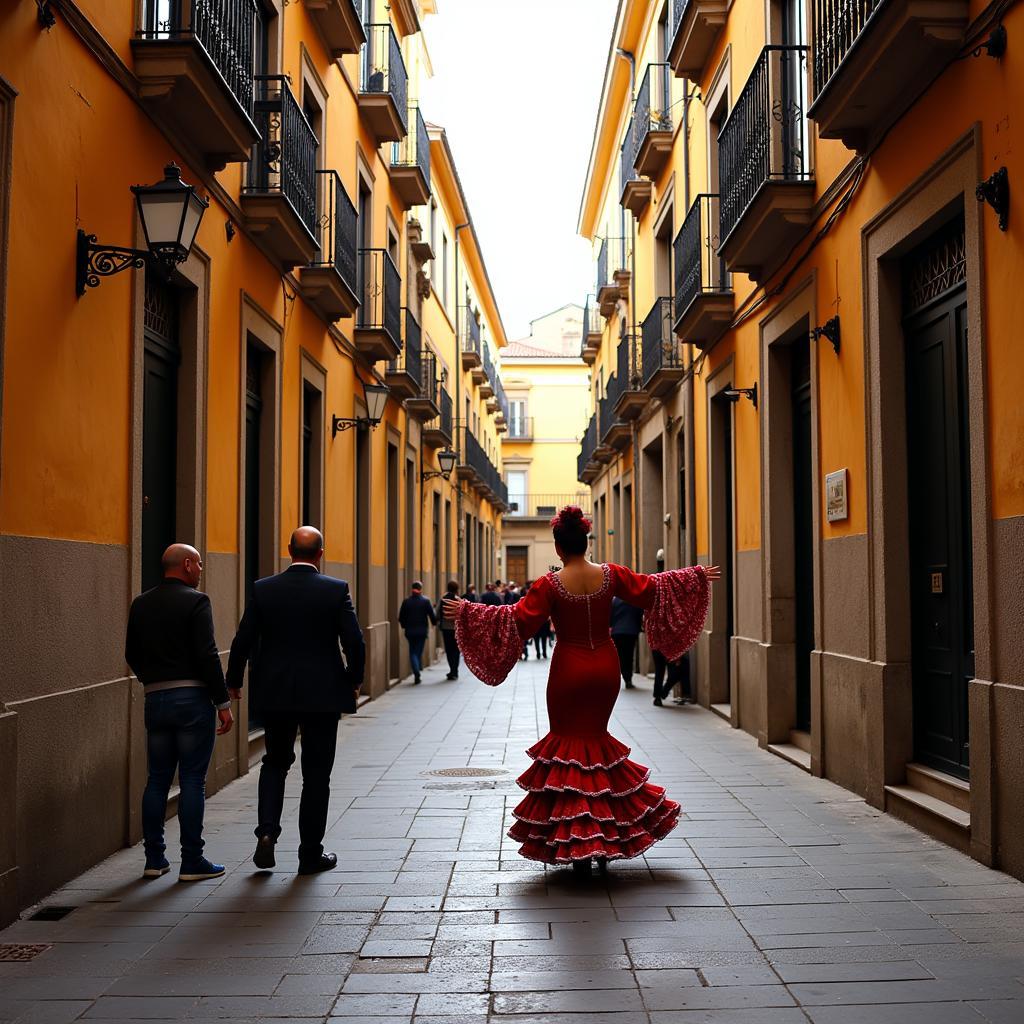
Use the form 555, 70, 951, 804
579, 0, 1024, 874
0, 0, 507, 923
500, 305, 592, 582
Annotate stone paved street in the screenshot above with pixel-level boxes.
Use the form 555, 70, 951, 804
3, 654, 1024, 1023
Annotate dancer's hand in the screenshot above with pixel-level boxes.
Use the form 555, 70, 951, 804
703, 565, 722, 581
441, 597, 462, 621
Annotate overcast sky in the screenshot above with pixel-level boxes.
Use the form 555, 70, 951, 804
421, 0, 618, 342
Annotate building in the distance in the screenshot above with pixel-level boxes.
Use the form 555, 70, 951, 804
500, 305, 591, 583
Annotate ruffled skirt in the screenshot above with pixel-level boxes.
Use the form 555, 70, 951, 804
507, 731, 680, 864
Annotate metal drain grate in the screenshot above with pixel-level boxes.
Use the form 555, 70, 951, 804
0, 944, 51, 962
423, 767, 508, 778
29, 906, 76, 921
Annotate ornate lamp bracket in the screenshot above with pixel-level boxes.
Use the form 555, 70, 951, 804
76, 230, 151, 297
976, 167, 1009, 232
810, 315, 841, 355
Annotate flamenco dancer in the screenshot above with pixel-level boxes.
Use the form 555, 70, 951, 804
442, 505, 717, 875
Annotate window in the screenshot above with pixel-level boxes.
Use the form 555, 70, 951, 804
510, 399, 527, 438
507, 471, 527, 516
442, 234, 449, 307
429, 200, 437, 254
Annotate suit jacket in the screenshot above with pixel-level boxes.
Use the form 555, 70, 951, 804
610, 595, 644, 637
480, 590, 503, 606
398, 593, 436, 637
125, 579, 229, 706
226, 565, 365, 714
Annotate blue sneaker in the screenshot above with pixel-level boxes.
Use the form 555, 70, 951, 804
142, 856, 170, 879
178, 858, 225, 882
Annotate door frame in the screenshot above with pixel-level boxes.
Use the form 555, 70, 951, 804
862, 125, 993, 861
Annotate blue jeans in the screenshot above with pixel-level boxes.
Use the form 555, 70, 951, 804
142, 689, 215, 865
407, 633, 426, 676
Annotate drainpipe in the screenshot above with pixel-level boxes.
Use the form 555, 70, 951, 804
454, 222, 469, 585
683, 83, 696, 571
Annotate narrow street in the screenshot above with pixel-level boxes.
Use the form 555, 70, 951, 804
2, 656, 1024, 1023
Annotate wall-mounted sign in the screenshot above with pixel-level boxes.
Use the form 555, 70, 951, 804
825, 469, 848, 523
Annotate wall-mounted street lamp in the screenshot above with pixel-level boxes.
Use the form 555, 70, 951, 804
332, 379, 390, 437
810, 315, 841, 355
76, 163, 209, 296
722, 383, 758, 409
421, 448, 458, 482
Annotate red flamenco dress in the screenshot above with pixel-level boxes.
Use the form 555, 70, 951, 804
454, 562, 710, 865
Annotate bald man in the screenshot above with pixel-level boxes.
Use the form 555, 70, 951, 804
125, 544, 233, 882
227, 526, 365, 875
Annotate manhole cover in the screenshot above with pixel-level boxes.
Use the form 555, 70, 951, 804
0, 944, 51, 962
423, 781, 515, 791
423, 767, 508, 778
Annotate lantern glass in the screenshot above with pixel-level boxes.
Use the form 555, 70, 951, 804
437, 448, 457, 477
133, 163, 208, 264
363, 382, 390, 424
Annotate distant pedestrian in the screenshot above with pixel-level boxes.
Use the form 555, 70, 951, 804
480, 582, 503, 606
436, 580, 461, 680
462, 584, 478, 602
226, 527, 365, 876
610, 595, 644, 689
504, 580, 521, 605
653, 650, 692, 706
125, 543, 234, 882
398, 581, 437, 684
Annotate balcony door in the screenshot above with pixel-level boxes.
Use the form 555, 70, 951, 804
510, 399, 527, 438
507, 470, 527, 517
780, 0, 809, 179
791, 342, 814, 734
357, 180, 371, 327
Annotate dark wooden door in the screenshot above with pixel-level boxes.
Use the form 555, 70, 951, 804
244, 345, 263, 606
141, 276, 180, 593
723, 401, 734, 692
791, 343, 814, 732
506, 546, 528, 588
903, 218, 973, 779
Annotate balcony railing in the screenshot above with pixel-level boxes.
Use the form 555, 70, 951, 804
641, 297, 684, 397
617, 333, 642, 391
390, 103, 431, 205
667, 0, 730, 80
311, 170, 358, 292
507, 416, 533, 440
357, 248, 402, 345
139, 0, 257, 118
674, 193, 728, 326
577, 414, 597, 481
631, 63, 673, 177
596, 235, 629, 293
461, 308, 481, 361
362, 23, 408, 124
246, 75, 319, 240
813, 0, 881, 99
620, 130, 638, 197
494, 377, 509, 423
482, 344, 494, 385
389, 307, 422, 380
419, 348, 438, 401
718, 45, 812, 247
424, 384, 453, 446
507, 493, 593, 518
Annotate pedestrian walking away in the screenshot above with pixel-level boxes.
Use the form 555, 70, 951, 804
398, 581, 437, 684
435, 579, 462, 680
652, 649, 692, 706
125, 543, 234, 882
461, 584, 478, 603
444, 505, 717, 875
480, 581, 503, 606
610, 594, 644, 689
226, 526, 365, 875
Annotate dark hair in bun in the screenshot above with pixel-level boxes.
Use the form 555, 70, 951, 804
550, 505, 591, 555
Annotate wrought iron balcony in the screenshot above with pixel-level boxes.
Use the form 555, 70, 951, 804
494, 377, 509, 428
673, 193, 732, 346
631, 63, 673, 179
507, 493, 592, 518
242, 76, 319, 268
614, 333, 647, 420
506, 416, 534, 441
354, 248, 402, 360
407, 347, 441, 421
423, 385, 453, 448
307, 0, 365, 59
598, 375, 631, 452
385, 308, 424, 402
456, 424, 490, 490
718, 46, 814, 282
596, 235, 630, 318
580, 295, 601, 364
133, 0, 260, 168
642, 297, 684, 399
461, 308, 482, 370
302, 170, 359, 322
359, 23, 408, 143
480, 345, 495, 399
577, 414, 599, 483
808, 0, 969, 152
391, 104, 431, 208
667, 0, 731, 81
620, 130, 652, 216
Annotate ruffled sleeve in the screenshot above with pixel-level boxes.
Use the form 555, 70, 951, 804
454, 578, 555, 687
643, 566, 710, 662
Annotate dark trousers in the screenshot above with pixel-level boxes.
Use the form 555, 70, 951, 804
653, 651, 689, 700
257, 712, 340, 862
142, 689, 215, 866
612, 634, 638, 687
534, 633, 549, 658
442, 629, 460, 676
407, 633, 427, 677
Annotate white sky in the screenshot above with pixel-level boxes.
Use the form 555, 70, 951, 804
421, 0, 618, 342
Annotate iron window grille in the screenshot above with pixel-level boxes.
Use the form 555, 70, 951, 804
139, 0, 258, 119
391, 103, 431, 189
246, 75, 319, 241
361, 23, 408, 132
642, 297, 680, 388
357, 248, 402, 345
311, 170, 358, 293
718, 45, 812, 246
674, 193, 729, 327
631, 63, 673, 168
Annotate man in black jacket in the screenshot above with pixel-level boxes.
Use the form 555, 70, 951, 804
398, 581, 437, 684
610, 595, 644, 689
126, 544, 233, 882
480, 582, 503, 606
226, 526, 365, 875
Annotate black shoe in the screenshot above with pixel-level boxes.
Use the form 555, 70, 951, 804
624, 681, 635, 689
298, 852, 337, 876
596, 856, 608, 874
653, 697, 663, 707
253, 835, 276, 870
414, 674, 421, 685
572, 858, 592, 877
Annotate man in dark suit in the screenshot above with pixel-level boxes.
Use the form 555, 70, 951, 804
226, 526, 365, 875
398, 581, 436, 684
610, 595, 644, 689
126, 543, 234, 882
480, 582, 503, 606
